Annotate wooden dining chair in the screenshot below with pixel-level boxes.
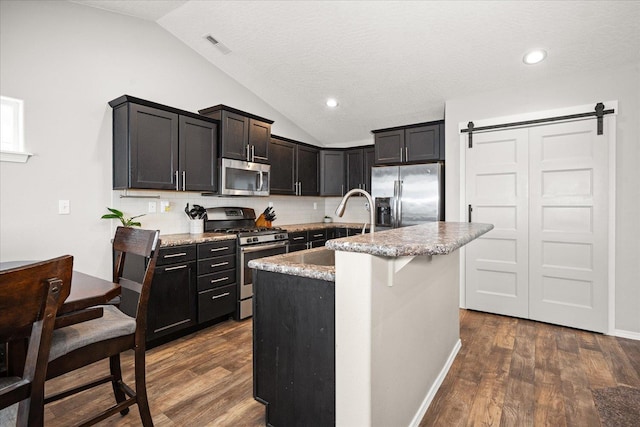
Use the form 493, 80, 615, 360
0, 255, 73, 427
45, 227, 161, 426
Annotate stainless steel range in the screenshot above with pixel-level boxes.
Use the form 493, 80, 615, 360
204, 207, 288, 319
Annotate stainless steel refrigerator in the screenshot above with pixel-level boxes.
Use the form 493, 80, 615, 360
371, 163, 444, 228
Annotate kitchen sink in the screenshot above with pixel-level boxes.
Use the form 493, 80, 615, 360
288, 248, 335, 266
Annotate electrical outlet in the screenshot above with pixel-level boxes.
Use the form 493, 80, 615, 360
313, 202, 317, 210
148, 201, 157, 213
58, 200, 70, 215
268, 201, 273, 207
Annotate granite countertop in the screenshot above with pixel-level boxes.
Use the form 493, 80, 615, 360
159, 232, 236, 247
325, 222, 494, 257
249, 222, 494, 281
279, 222, 369, 232
159, 222, 369, 247
248, 246, 336, 282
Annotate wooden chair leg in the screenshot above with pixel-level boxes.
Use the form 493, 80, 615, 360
109, 355, 130, 416
134, 347, 153, 427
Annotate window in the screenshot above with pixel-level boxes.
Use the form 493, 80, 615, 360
1, 95, 31, 162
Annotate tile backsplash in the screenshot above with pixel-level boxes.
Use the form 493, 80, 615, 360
112, 191, 370, 235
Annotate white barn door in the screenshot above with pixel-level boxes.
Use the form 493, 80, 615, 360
528, 120, 609, 332
465, 115, 611, 333
465, 129, 529, 318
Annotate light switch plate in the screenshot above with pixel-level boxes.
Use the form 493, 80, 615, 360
148, 201, 157, 213
58, 200, 70, 214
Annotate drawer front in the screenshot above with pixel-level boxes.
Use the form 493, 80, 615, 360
197, 269, 235, 291
157, 245, 197, 266
198, 254, 236, 275
197, 240, 236, 258
308, 229, 326, 242
198, 283, 237, 323
288, 231, 307, 244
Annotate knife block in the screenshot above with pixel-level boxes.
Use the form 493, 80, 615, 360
255, 214, 272, 228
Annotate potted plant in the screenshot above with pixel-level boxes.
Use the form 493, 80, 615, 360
101, 207, 145, 227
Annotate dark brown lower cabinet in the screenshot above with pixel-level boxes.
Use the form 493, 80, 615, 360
147, 257, 197, 341
253, 270, 335, 427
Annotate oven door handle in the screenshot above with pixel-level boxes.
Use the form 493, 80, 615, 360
240, 241, 287, 253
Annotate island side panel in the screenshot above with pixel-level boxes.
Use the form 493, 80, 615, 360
335, 251, 461, 427
335, 251, 374, 427
253, 270, 335, 427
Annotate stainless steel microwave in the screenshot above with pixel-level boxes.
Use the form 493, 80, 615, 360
219, 158, 270, 196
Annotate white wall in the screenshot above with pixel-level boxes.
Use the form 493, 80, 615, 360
0, 0, 368, 279
444, 63, 640, 334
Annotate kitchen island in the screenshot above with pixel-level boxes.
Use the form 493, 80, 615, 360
249, 221, 493, 427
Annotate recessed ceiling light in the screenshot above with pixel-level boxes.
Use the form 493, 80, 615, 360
523, 49, 547, 65
326, 98, 339, 108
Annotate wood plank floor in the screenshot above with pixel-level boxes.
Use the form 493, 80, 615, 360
44, 309, 640, 426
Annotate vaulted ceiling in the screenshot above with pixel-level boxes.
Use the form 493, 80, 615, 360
71, 0, 640, 146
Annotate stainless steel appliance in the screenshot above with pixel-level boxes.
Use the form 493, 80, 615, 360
216, 158, 270, 196
371, 162, 444, 228
204, 207, 287, 319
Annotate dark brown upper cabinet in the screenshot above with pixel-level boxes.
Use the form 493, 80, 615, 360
198, 105, 273, 164
109, 95, 218, 192
270, 135, 319, 196
372, 121, 444, 165
344, 146, 375, 193
319, 150, 345, 196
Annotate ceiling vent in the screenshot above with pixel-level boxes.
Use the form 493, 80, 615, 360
205, 35, 232, 55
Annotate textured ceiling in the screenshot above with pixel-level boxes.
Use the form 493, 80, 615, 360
73, 1, 640, 146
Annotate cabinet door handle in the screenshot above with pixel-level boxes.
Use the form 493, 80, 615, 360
251, 145, 255, 162
210, 276, 229, 283
312, 233, 323, 238
405, 147, 408, 161
292, 236, 305, 241
341, 184, 344, 196
164, 252, 187, 258
182, 171, 186, 191
164, 265, 188, 271
210, 261, 229, 268
400, 147, 403, 162
210, 247, 230, 252
298, 181, 302, 195
212, 292, 231, 300
246, 144, 251, 162
174, 170, 179, 191
468, 204, 473, 223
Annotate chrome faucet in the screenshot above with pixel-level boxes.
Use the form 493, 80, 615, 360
335, 188, 375, 234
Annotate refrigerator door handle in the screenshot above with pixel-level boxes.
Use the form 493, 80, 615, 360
397, 180, 403, 227
392, 180, 399, 228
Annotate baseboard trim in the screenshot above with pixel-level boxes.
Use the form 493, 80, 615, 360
409, 339, 462, 427
614, 329, 640, 341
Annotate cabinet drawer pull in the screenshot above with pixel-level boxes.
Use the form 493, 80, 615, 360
210, 262, 229, 268
211, 292, 231, 300
164, 265, 187, 271
293, 236, 305, 241
313, 233, 323, 238
210, 276, 229, 283
164, 252, 187, 258
210, 246, 230, 252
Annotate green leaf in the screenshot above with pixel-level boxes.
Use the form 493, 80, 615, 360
127, 221, 142, 227
105, 207, 124, 217
101, 214, 121, 219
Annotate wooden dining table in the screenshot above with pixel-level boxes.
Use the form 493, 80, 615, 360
0, 261, 121, 374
